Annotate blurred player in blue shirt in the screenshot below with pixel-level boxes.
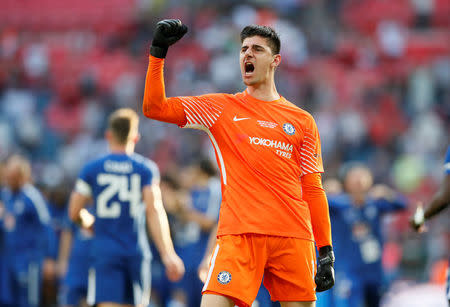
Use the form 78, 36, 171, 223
169, 159, 221, 307
320, 163, 406, 307
58, 209, 93, 307
411, 145, 450, 303
0, 155, 53, 307
68, 108, 184, 307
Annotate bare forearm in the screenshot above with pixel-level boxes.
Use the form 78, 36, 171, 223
68, 191, 89, 224
147, 206, 176, 258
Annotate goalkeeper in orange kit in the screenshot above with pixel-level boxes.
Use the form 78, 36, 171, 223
143, 19, 335, 307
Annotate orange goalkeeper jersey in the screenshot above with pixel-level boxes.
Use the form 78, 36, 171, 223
144, 56, 328, 243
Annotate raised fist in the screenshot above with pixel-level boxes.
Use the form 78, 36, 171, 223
150, 19, 188, 58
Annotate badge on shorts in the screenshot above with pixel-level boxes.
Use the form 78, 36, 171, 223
283, 123, 296, 135
217, 271, 232, 285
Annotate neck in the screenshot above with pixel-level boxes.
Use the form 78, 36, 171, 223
246, 77, 280, 101
109, 142, 134, 155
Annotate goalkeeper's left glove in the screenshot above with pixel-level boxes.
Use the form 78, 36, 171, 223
315, 245, 335, 292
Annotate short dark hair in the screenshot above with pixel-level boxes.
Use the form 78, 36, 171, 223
240, 25, 280, 55
108, 108, 139, 144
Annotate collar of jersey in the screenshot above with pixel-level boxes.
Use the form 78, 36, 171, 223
243, 89, 285, 104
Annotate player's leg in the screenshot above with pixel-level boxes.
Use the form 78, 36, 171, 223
200, 293, 235, 307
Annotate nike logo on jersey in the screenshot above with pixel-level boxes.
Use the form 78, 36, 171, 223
233, 116, 250, 122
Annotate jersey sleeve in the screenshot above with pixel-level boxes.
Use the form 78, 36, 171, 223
171, 93, 227, 130
143, 56, 187, 125
301, 173, 332, 248
74, 163, 94, 197
141, 160, 161, 187
300, 116, 324, 176
143, 55, 226, 129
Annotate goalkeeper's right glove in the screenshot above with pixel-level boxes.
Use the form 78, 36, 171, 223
315, 245, 335, 292
150, 19, 188, 59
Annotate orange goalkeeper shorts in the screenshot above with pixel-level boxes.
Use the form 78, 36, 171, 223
202, 234, 317, 306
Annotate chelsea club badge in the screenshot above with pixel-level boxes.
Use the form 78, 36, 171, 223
283, 123, 296, 135
217, 271, 232, 285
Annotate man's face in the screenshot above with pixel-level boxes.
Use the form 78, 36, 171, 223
5, 163, 22, 192
345, 167, 373, 195
240, 36, 278, 86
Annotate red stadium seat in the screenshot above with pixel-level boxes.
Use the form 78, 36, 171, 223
342, 0, 414, 34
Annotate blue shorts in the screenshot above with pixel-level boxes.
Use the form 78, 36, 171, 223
60, 257, 90, 306
87, 254, 151, 306
1, 255, 41, 307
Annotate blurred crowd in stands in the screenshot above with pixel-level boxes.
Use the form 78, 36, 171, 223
0, 0, 448, 306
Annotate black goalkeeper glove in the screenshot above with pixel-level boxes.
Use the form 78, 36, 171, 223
315, 245, 335, 292
150, 19, 188, 58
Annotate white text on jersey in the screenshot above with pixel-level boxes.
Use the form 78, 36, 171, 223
248, 137, 293, 152
104, 161, 133, 173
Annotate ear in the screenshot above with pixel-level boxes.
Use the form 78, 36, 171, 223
105, 130, 112, 141
271, 54, 281, 68
133, 133, 141, 144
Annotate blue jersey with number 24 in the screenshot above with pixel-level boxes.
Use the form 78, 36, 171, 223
75, 153, 159, 258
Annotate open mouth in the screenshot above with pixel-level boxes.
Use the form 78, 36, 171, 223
244, 62, 255, 74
